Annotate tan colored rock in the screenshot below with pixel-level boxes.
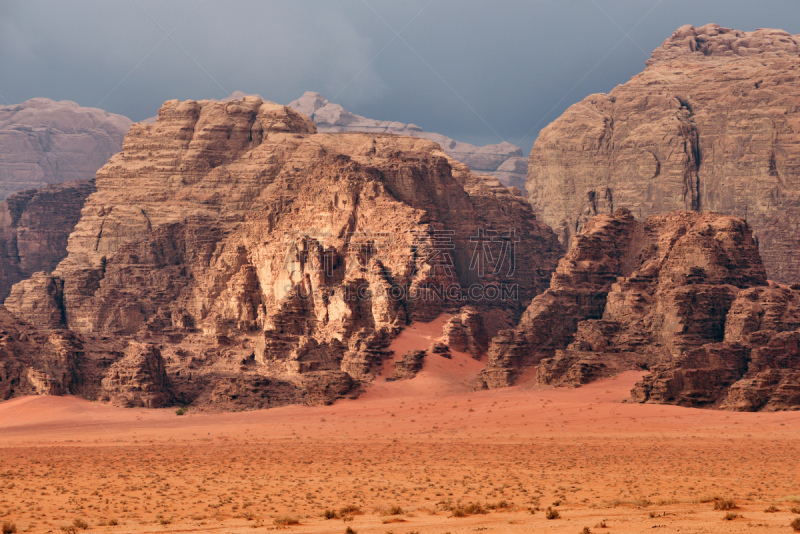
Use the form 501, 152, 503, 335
0, 305, 83, 399
476, 208, 800, 410
528, 24, 800, 284
0, 98, 130, 199
478, 209, 641, 388
441, 306, 489, 358
638, 285, 800, 410
289, 91, 527, 189
98, 342, 174, 408
4, 96, 560, 409
0, 179, 94, 299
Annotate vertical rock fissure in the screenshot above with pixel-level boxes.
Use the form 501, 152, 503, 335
678, 98, 702, 212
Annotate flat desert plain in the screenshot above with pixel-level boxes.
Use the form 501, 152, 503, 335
2, 318, 800, 533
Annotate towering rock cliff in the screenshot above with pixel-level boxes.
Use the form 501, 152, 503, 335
0, 98, 131, 199
478, 209, 800, 411
2, 96, 560, 409
528, 24, 800, 284
0, 179, 95, 300
289, 91, 528, 190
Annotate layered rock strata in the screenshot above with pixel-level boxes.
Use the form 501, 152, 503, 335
0, 179, 95, 299
3, 96, 560, 409
478, 209, 800, 410
528, 24, 800, 284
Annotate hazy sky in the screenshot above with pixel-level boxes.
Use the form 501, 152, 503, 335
2, 0, 800, 152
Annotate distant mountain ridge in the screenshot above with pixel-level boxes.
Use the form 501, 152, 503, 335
288, 91, 527, 190
0, 98, 131, 199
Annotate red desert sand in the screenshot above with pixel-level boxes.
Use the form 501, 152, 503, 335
2, 316, 800, 533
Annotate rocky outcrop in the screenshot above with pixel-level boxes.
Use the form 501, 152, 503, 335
635, 285, 800, 410
0, 179, 95, 299
98, 342, 174, 408
0, 305, 83, 399
0, 98, 130, 199
389, 350, 426, 380
528, 24, 800, 284
289, 91, 528, 189
478, 209, 800, 410
478, 209, 642, 388
3, 96, 560, 409
441, 307, 489, 358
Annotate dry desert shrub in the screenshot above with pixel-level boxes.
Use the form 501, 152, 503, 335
712, 498, 737, 511
1, 522, 16, 534
723, 512, 741, 520
273, 515, 300, 527
792, 506, 800, 514
546, 506, 560, 519
791, 517, 800, 532
765, 504, 779, 513
451, 502, 488, 517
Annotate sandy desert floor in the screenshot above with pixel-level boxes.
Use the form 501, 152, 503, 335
2, 317, 800, 533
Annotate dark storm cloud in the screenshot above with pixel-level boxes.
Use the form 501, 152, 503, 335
2, 0, 800, 152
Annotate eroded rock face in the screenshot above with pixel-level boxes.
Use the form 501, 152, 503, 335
3, 96, 560, 409
0, 305, 83, 399
98, 342, 174, 408
528, 24, 800, 284
289, 92, 528, 189
477, 209, 800, 410
478, 209, 642, 388
389, 350, 426, 381
635, 285, 800, 410
0, 179, 95, 299
441, 307, 489, 358
0, 98, 131, 199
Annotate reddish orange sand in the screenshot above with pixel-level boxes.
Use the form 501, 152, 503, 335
2, 318, 800, 533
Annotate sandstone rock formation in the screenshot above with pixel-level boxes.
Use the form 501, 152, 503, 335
289, 91, 528, 189
528, 24, 800, 284
98, 342, 174, 408
0, 305, 83, 399
0, 98, 130, 199
389, 350, 426, 381
478, 209, 800, 410
3, 96, 560, 409
634, 284, 800, 411
441, 306, 489, 358
0, 179, 95, 299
